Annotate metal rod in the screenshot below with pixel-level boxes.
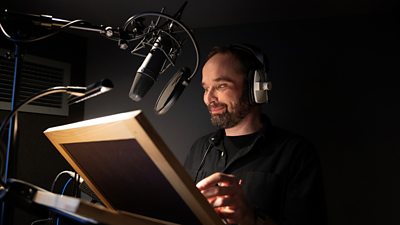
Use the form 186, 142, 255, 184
0, 42, 22, 225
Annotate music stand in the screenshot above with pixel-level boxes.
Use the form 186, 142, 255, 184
44, 110, 223, 225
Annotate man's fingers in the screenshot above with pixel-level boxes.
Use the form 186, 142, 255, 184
196, 173, 251, 224
211, 196, 236, 208
196, 172, 240, 190
201, 185, 237, 198
215, 207, 239, 224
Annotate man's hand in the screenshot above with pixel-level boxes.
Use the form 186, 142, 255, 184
196, 172, 255, 225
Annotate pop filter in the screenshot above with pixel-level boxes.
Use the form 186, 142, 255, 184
154, 67, 191, 115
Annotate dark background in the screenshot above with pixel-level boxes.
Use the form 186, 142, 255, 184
1, 0, 399, 224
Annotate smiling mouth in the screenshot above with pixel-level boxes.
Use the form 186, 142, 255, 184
209, 106, 226, 114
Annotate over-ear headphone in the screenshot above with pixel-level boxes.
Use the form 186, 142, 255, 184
230, 44, 272, 104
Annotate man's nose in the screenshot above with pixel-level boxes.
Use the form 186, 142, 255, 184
205, 88, 217, 104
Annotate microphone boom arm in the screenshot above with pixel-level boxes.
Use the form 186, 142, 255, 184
0, 7, 199, 79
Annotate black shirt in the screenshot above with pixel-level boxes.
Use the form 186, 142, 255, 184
224, 133, 259, 166
184, 115, 326, 225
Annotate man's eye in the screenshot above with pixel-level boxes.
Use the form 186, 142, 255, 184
217, 84, 226, 90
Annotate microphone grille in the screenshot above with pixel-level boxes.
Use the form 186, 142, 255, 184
129, 71, 156, 102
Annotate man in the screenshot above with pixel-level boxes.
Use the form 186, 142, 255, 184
184, 44, 326, 225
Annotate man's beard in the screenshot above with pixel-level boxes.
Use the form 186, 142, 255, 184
208, 94, 251, 129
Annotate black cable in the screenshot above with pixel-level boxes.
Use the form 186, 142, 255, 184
194, 138, 215, 183
0, 19, 87, 43
50, 171, 77, 193
30, 218, 52, 225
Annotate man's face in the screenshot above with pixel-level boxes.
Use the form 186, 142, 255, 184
202, 53, 251, 128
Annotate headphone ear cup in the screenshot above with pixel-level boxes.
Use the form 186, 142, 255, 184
247, 69, 256, 104
252, 69, 269, 104
248, 69, 269, 104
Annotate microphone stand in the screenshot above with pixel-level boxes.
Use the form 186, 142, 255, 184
0, 79, 113, 225
3, 42, 22, 188
0, 38, 23, 225
0, 3, 199, 223
0, 8, 119, 181
0, 9, 120, 224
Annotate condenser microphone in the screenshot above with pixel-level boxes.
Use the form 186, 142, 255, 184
129, 35, 173, 102
124, 1, 199, 114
